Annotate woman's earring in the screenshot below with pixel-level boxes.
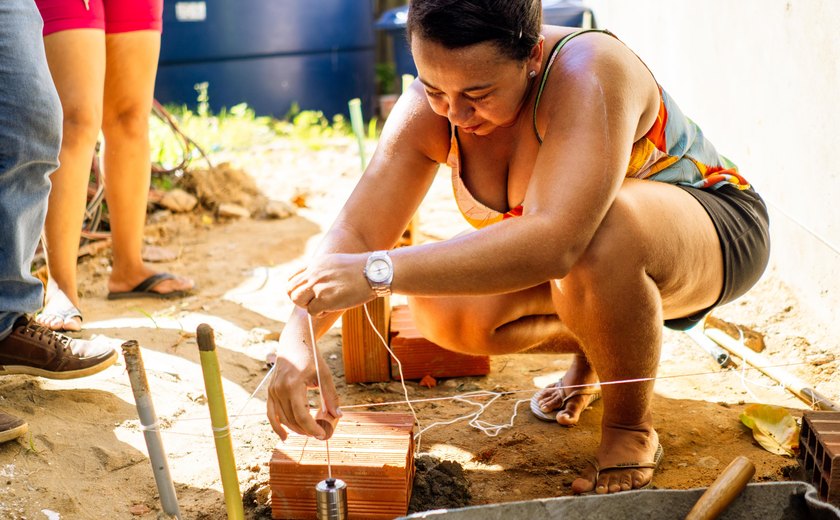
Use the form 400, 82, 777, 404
528, 70, 537, 79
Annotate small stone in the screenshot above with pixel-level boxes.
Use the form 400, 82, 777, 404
265, 200, 295, 219
129, 503, 151, 515
248, 327, 278, 343
159, 188, 198, 212
698, 456, 720, 469
385, 382, 414, 395
217, 203, 251, 219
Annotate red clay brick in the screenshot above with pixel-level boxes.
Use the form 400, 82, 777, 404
390, 305, 490, 380
798, 411, 840, 506
270, 412, 415, 519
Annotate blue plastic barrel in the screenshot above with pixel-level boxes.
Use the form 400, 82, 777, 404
542, 0, 596, 28
375, 1, 595, 81
154, 1, 375, 118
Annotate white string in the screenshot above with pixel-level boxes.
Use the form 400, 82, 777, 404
362, 302, 424, 450
228, 363, 276, 428
307, 313, 332, 480
414, 392, 531, 438
132, 340, 838, 440
139, 421, 159, 432
725, 325, 787, 402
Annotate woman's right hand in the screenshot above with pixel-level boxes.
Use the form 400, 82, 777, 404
266, 318, 341, 441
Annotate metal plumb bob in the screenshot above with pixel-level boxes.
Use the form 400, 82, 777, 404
316, 477, 349, 520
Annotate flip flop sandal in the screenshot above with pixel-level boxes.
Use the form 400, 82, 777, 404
530, 376, 602, 422
107, 272, 194, 300
583, 443, 664, 495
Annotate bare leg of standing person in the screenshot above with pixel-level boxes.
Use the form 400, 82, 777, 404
101, 31, 193, 298
37, 29, 106, 332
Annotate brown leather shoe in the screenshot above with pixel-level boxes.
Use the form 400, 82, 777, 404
0, 411, 28, 444
0, 316, 117, 380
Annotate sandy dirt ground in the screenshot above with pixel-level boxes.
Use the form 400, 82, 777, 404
1, 136, 837, 519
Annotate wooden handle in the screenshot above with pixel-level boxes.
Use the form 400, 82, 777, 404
685, 456, 755, 520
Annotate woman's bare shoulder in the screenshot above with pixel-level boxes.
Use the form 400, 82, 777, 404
536, 28, 659, 137
378, 80, 452, 165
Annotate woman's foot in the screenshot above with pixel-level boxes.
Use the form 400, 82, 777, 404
533, 355, 599, 425
35, 286, 83, 332
107, 267, 194, 300
572, 425, 661, 494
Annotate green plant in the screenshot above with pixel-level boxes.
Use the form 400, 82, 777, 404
25, 432, 40, 454
194, 82, 210, 118
131, 307, 160, 329
375, 62, 397, 95
149, 89, 366, 164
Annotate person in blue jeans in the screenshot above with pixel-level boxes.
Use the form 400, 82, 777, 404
0, 0, 118, 444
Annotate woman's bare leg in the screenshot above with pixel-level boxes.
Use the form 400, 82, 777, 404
101, 31, 193, 295
556, 179, 723, 494
409, 282, 599, 425
37, 29, 106, 331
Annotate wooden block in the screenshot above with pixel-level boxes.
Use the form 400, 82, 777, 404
341, 296, 391, 383
704, 316, 766, 353
270, 412, 415, 519
390, 305, 490, 380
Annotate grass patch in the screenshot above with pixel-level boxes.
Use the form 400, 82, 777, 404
149, 84, 372, 173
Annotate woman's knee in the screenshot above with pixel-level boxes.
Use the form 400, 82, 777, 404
62, 105, 102, 149
563, 190, 648, 290
101, 105, 150, 140
409, 297, 500, 355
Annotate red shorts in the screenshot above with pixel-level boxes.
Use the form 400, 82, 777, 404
35, 0, 163, 36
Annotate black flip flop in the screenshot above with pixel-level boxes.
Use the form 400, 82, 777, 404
107, 273, 193, 300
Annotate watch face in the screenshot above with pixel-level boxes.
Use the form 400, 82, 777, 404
367, 258, 391, 283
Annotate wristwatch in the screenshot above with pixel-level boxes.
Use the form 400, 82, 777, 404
364, 250, 393, 297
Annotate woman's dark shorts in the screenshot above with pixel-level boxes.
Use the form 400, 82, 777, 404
663, 184, 770, 331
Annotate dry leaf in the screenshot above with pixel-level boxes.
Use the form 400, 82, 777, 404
291, 193, 308, 208
419, 374, 437, 388
739, 404, 799, 456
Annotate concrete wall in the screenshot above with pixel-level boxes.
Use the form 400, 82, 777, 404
586, 0, 840, 327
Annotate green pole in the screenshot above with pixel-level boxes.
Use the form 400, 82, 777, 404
401, 73, 415, 94
196, 324, 245, 520
348, 98, 367, 173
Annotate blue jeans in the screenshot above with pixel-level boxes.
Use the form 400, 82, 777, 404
0, 0, 62, 340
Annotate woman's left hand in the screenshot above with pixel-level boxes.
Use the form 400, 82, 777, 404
287, 253, 375, 315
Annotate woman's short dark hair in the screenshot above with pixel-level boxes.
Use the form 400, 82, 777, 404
407, 0, 542, 62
